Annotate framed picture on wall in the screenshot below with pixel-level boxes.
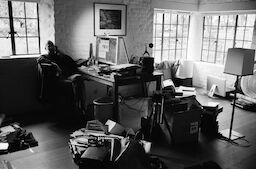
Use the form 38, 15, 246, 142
94, 3, 127, 36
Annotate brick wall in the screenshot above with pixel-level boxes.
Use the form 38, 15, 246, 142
54, 0, 154, 104
39, 0, 55, 53
54, 0, 153, 62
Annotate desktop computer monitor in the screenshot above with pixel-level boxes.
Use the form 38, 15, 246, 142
96, 36, 119, 65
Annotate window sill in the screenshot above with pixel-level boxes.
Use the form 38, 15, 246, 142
0, 54, 41, 59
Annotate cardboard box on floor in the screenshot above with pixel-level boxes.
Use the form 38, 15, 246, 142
164, 97, 202, 144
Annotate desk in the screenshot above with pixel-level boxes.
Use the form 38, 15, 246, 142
79, 66, 163, 122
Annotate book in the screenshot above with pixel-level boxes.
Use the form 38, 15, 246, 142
81, 146, 109, 161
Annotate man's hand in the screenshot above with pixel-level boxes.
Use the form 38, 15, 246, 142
51, 62, 62, 77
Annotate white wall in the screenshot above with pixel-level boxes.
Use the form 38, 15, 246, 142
199, 0, 256, 12
187, 12, 203, 61
152, 0, 198, 11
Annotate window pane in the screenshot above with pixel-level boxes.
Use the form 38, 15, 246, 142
177, 25, 183, 37
228, 15, 236, 26
0, 19, 10, 37
156, 13, 163, 24
170, 25, 176, 37
210, 26, 218, 39
244, 27, 253, 41
163, 25, 170, 37
246, 14, 256, 27
0, 1, 8, 17
176, 50, 181, 59
226, 27, 235, 39
15, 38, 27, 54
171, 14, 177, 24
204, 16, 211, 25
201, 50, 208, 62
176, 38, 182, 49
237, 15, 246, 26
218, 26, 226, 39
203, 38, 209, 50
26, 19, 38, 36
204, 26, 211, 37
182, 38, 187, 49
208, 51, 215, 63
225, 40, 233, 52
243, 41, 251, 48
164, 13, 171, 24
236, 27, 244, 40
155, 38, 162, 50
181, 49, 187, 59
154, 50, 161, 63
169, 38, 176, 49
25, 3, 37, 18
178, 15, 184, 24
209, 39, 216, 51
0, 38, 12, 56
183, 15, 189, 24
235, 40, 243, 48
155, 25, 162, 37
12, 1, 25, 18
163, 38, 170, 49
220, 15, 228, 26
169, 50, 175, 60
183, 25, 189, 36
13, 19, 26, 36
216, 52, 224, 64
217, 40, 225, 53
212, 16, 219, 26
162, 50, 169, 61
28, 38, 39, 54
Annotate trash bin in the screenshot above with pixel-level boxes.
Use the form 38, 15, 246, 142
93, 97, 113, 123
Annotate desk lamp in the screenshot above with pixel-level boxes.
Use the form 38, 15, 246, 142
220, 48, 255, 141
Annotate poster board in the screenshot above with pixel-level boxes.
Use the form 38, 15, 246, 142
96, 36, 119, 65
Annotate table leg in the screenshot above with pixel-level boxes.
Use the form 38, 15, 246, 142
156, 75, 161, 91
113, 83, 119, 122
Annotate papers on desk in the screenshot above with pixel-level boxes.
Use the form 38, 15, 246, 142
109, 64, 141, 72
179, 86, 195, 92
176, 86, 196, 98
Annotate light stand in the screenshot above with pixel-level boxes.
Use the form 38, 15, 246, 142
219, 75, 245, 140
219, 48, 255, 141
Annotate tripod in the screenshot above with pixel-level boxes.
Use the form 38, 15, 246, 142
148, 91, 173, 142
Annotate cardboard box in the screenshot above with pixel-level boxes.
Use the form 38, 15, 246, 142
119, 97, 152, 131
165, 108, 202, 144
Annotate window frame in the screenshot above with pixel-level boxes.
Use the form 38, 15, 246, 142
201, 13, 255, 65
153, 10, 190, 63
0, 1, 41, 56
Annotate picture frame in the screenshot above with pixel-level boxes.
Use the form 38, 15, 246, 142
94, 3, 127, 36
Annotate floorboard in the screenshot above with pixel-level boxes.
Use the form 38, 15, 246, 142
1, 88, 256, 169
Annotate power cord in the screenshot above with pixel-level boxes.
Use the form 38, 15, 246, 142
217, 132, 251, 147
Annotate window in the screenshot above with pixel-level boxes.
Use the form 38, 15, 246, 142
201, 14, 256, 64
0, 1, 40, 57
153, 10, 190, 63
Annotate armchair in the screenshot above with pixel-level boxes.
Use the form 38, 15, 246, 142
37, 62, 86, 115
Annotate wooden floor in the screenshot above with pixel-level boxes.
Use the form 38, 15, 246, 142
1, 89, 256, 169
